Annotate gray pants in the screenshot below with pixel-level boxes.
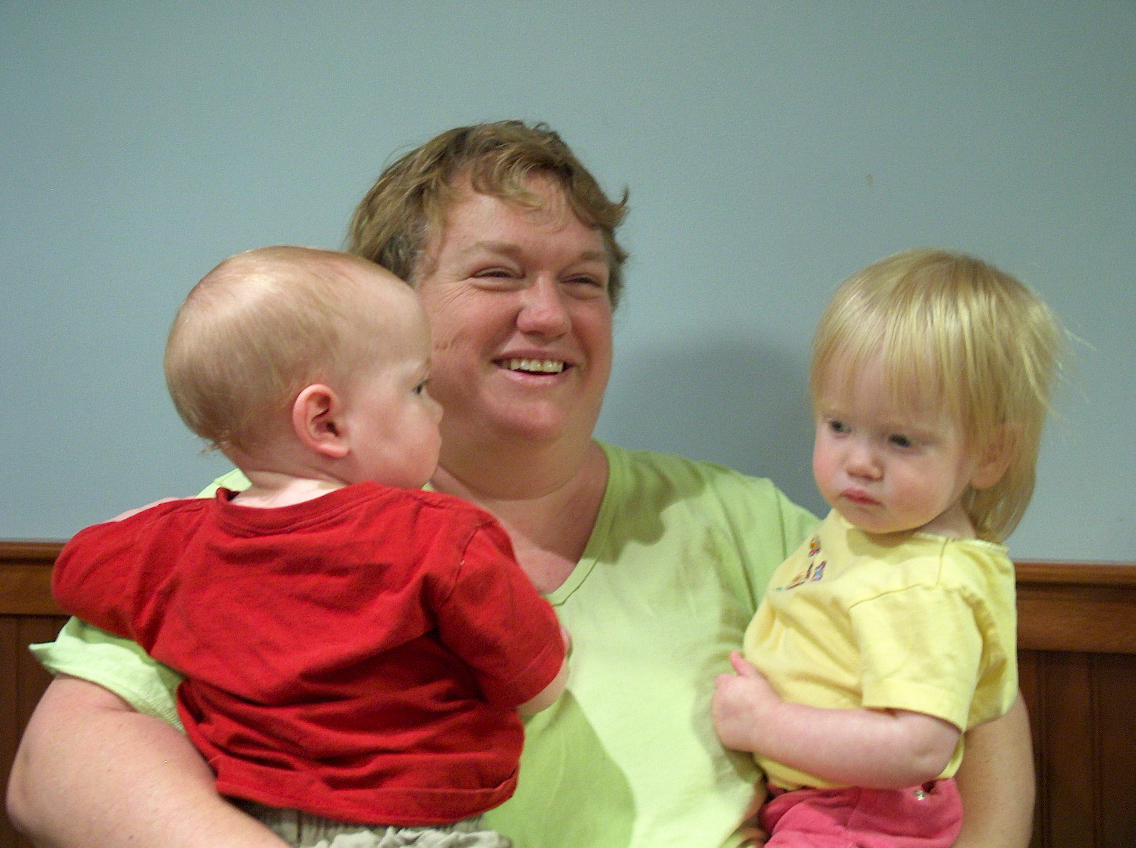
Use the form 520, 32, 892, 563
236, 800, 512, 848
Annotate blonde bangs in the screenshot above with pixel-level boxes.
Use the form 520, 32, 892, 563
811, 248, 1065, 541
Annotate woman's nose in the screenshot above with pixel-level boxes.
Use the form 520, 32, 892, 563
516, 277, 571, 337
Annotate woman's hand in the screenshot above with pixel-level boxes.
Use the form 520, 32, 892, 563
733, 782, 770, 847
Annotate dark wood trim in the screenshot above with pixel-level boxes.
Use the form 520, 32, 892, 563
0, 541, 64, 616
0, 540, 62, 567
1015, 560, 1136, 654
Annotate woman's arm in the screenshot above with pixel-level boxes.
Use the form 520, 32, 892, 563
6, 675, 288, 848
952, 693, 1035, 848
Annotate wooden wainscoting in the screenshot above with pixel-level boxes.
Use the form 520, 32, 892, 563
1016, 562, 1136, 848
1, 543, 1135, 848
1, 542, 67, 848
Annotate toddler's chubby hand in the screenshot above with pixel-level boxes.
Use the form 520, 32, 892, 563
712, 651, 783, 754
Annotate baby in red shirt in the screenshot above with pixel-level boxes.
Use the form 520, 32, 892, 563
53, 246, 568, 848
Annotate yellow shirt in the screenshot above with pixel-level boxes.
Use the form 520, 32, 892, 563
743, 510, 1017, 790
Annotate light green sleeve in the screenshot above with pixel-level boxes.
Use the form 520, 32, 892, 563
30, 468, 253, 730
30, 617, 185, 729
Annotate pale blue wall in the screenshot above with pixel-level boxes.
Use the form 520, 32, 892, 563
2, 2, 1133, 561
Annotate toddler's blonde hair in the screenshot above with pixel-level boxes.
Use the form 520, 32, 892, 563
810, 248, 1065, 541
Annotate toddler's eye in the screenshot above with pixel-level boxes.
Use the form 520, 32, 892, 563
828, 419, 850, 434
889, 434, 913, 448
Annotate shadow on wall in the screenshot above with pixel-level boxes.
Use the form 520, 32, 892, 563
598, 337, 826, 519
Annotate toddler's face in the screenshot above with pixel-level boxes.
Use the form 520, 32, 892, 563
811, 359, 983, 538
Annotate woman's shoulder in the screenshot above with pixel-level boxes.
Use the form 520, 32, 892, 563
198, 468, 250, 497
592, 443, 819, 586
602, 442, 793, 500
599, 442, 816, 531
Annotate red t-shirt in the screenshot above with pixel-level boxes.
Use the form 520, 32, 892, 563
53, 482, 565, 826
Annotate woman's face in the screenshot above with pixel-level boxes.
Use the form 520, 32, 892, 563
414, 176, 614, 466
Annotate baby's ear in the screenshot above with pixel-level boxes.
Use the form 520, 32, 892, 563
292, 384, 350, 459
971, 424, 1018, 490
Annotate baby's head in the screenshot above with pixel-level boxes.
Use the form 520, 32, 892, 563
165, 246, 440, 487
810, 248, 1064, 541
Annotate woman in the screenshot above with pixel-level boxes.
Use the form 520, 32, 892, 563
7, 122, 1034, 848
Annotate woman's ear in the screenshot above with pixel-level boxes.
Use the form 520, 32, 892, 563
292, 384, 350, 459
971, 424, 1018, 490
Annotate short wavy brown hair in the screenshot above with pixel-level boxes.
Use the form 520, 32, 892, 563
347, 121, 629, 306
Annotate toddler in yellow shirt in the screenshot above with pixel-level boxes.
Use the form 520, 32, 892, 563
713, 248, 1064, 846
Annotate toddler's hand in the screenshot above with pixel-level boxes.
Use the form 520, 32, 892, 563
712, 651, 783, 754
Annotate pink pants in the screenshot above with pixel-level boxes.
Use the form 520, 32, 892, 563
761, 780, 961, 847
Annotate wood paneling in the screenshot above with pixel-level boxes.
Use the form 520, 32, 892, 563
1016, 562, 1136, 848
1, 540, 66, 848
1, 541, 69, 847
1017, 561, 1136, 654
1, 544, 1135, 847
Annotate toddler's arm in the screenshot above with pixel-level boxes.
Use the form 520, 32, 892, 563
712, 652, 958, 788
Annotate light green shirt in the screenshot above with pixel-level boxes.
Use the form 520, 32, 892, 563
34, 443, 816, 848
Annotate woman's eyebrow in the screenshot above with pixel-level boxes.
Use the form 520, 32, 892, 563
462, 241, 608, 265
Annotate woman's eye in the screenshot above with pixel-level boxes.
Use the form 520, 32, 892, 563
470, 267, 525, 290
571, 274, 604, 287
564, 280, 607, 299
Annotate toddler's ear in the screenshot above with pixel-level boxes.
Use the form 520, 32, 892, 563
971, 424, 1018, 490
293, 384, 350, 459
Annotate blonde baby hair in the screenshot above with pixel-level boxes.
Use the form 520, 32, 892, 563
164, 246, 408, 456
810, 248, 1065, 541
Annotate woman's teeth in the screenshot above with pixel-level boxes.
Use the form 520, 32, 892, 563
507, 359, 565, 374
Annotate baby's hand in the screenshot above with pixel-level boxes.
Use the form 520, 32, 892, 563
109, 497, 180, 522
712, 651, 783, 754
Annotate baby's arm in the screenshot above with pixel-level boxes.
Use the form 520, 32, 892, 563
712, 652, 958, 788
437, 522, 569, 716
108, 497, 182, 521
517, 626, 570, 716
